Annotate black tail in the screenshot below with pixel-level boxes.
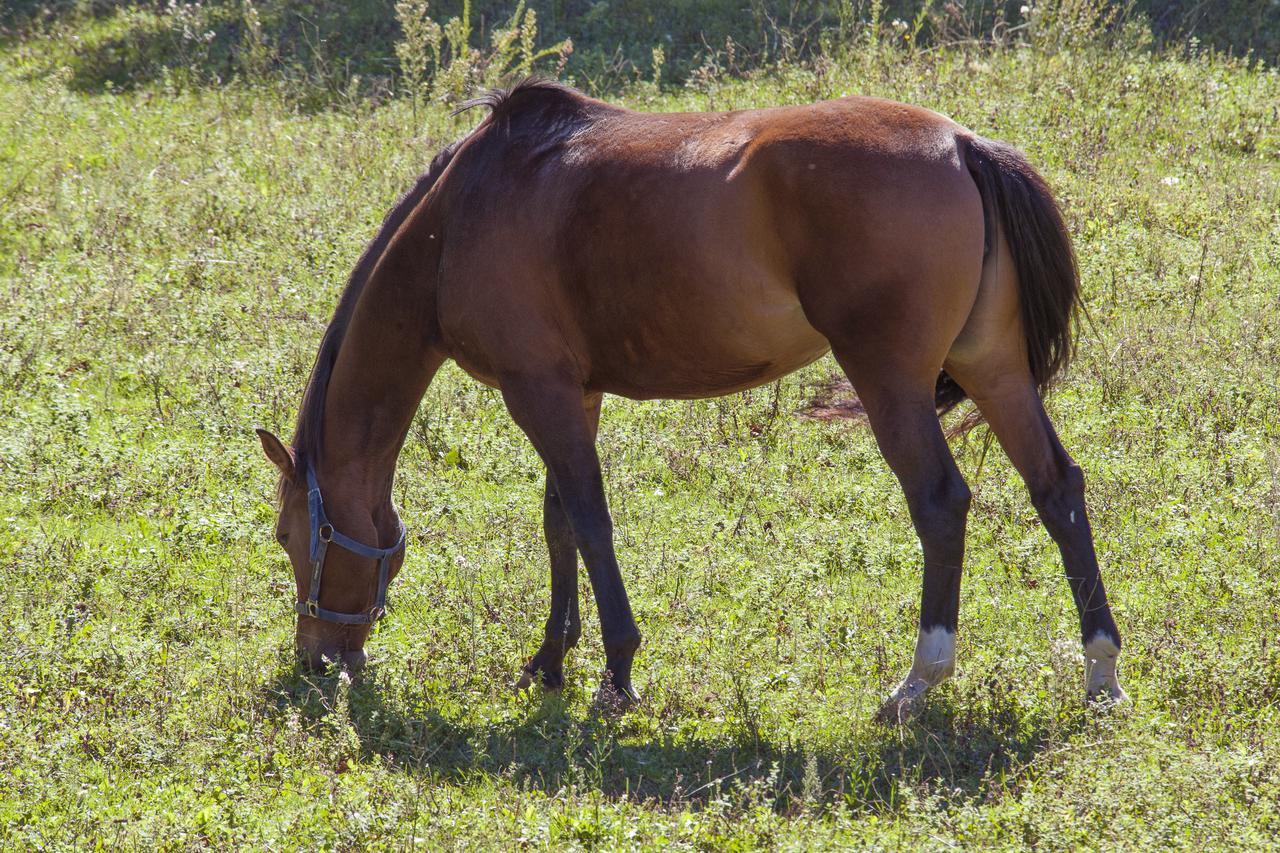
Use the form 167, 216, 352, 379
936, 135, 1080, 417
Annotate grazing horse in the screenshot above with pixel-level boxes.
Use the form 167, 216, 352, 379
256, 79, 1126, 721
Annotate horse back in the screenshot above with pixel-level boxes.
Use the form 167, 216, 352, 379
432, 90, 984, 397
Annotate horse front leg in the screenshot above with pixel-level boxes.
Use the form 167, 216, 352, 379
502, 379, 641, 709
517, 395, 602, 691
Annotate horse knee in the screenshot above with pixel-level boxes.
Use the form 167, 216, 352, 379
1040, 461, 1085, 500
543, 501, 575, 549
605, 627, 641, 660
1030, 462, 1086, 535
911, 476, 972, 543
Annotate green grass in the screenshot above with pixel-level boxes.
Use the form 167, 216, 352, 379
2, 15, 1279, 850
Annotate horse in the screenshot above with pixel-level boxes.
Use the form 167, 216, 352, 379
256, 78, 1126, 721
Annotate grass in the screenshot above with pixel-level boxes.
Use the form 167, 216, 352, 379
2, 11, 1280, 849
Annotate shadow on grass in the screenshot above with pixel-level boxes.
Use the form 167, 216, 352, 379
258, 660, 1085, 814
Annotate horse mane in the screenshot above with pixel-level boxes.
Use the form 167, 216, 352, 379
456, 76, 581, 116
284, 139, 462, 491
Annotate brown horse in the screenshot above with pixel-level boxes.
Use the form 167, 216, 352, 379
256, 79, 1125, 721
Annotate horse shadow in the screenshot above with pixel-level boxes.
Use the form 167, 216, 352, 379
258, 659, 1087, 813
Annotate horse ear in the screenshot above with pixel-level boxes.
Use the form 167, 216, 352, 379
255, 428, 297, 483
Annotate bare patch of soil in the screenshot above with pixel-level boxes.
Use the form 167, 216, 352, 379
796, 375, 867, 422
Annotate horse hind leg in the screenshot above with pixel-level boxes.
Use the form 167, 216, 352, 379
946, 355, 1126, 705
827, 348, 973, 723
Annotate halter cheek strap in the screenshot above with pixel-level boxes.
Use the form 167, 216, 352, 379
297, 465, 406, 625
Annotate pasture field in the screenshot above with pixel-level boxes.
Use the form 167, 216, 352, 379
2, 7, 1279, 849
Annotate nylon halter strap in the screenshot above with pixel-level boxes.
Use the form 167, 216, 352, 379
298, 464, 406, 625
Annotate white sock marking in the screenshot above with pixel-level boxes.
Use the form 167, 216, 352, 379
886, 627, 956, 707
1084, 631, 1126, 700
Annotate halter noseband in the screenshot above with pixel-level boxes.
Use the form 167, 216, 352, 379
297, 464, 406, 625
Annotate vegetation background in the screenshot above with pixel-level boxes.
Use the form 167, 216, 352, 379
1, 0, 1278, 848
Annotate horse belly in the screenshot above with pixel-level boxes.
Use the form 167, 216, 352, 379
588, 277, 831, 400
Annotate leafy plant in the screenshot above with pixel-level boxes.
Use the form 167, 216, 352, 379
394, 0, 573, 104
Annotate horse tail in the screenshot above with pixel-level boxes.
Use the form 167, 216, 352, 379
949, 135, 1079, 412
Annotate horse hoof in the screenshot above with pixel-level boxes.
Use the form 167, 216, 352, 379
592, 681, 640, 715
875, 694, 925, 725
875, 677, 931, 725
1086, 683, 1130, 710
516, 664, 565, 693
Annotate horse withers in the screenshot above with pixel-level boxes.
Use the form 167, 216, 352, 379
256, 79, 1126, 721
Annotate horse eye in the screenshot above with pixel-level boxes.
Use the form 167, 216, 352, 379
276, 532, 290, 548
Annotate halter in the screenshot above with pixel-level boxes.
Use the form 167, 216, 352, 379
297, 464, 406, 625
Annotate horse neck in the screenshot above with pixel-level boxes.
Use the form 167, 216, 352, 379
317, 225, 443, 506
